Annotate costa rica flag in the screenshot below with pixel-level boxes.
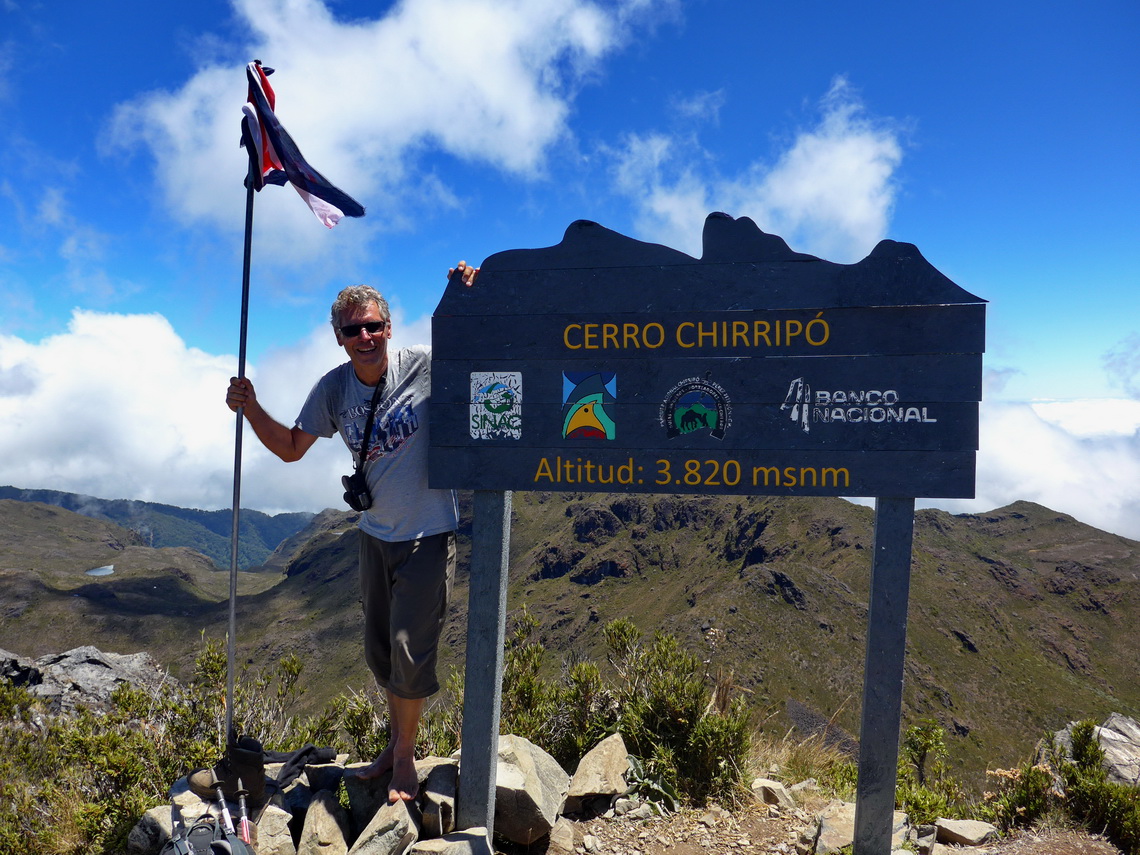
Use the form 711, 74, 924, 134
240, 60, 365, 228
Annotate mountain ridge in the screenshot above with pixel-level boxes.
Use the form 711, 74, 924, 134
0, 485, 313, 569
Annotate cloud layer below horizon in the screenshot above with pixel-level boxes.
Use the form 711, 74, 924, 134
2, 310, 1138, 540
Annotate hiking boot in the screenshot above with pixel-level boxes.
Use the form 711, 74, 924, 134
188, 733, 269, 810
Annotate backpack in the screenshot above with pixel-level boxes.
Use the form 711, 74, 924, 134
163, 811, 255, 855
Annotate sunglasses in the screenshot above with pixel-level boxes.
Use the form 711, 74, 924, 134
339, 320, 387, 338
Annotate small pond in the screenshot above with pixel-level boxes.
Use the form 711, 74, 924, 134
85, 565, 115, 577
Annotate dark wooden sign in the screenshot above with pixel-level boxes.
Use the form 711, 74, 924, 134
430, 213, 984, 499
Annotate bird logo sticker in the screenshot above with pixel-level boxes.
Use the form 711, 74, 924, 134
561, 372, 617, 440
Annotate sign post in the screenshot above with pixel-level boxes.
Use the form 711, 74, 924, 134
855, 497, 917, 852
455, 490, 512, 835
431, 213, 984, 852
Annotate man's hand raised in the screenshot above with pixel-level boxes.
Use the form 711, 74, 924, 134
448, 260, 480, 287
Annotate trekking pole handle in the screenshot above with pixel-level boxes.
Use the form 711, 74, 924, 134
212, 783, 237, 835
235, 778, 253, 845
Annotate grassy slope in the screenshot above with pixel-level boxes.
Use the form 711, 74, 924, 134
3, 493, 1138, 793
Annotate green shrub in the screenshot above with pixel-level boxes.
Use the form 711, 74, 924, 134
895, 719, 968, 825
0, 640, 336, 855
0, 616, 755, 853
475, 611, 752, 807
978, 720, 1140, 854
978, 762, 1055, 830
1060, 721, 1140, 853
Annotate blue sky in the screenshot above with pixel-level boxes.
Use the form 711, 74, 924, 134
2, 0, 1139, 537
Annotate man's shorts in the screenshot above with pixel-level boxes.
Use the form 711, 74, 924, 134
358, 530, 456, 700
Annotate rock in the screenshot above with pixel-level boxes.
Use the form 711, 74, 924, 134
341, 763, 387, 837
491, 734, 570, 845
1097, 714, 1140, 785
307, 759, 348, 793
813, 800, 908, 855
751, 777, 796, 810
1044, 713, 1140, 787
934, 817, 997, 846
547, 817, 578, 855
347, 797, 418, 855
406, 828, 492, 855
0, 648, 39, 687
912, 823, 937, 854
626, 802, 654, 819
613, 796, 636, 816
421, 759, 458, 838
789, 778, 818, 794
18, 646, 169, 713
258, 804, 298, 855
297, 790, 350, 855
282, 773, 314, 820
126, 805, 171, 854
128, 778, 295, 855
564, 732, 630, 813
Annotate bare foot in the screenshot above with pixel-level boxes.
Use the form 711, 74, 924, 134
358, 744, 394, 781
387, 755, 419, 803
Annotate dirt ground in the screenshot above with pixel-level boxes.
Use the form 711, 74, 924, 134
560, 802, 1125, 855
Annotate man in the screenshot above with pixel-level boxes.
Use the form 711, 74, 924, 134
226, 261, 478, 802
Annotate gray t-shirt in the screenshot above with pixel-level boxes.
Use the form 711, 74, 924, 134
296, 345, 458, 542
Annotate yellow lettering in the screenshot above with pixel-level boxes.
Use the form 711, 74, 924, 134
753, 466, 780, 486
676, 321, 696, 348
644, 323, 665, 348
697, 321, 717, 347
821, 467, 850, 488
534, 458, 554, 482
732, 321, 749, 347
754, 320, 772, 346
617, 458, 634, 484
602, 323, 618, 349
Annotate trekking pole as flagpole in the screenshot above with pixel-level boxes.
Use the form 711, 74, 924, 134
226, 57, 363, 743
225, 159, 256, 743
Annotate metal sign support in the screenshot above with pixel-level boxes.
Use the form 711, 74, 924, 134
853, 497, 916, 854
456, 490, 513, 837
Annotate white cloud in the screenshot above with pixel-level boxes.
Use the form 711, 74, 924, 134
0, 304, 438, 515
610, 76, 903, 261
104, 0, 673, 271
2, 310, 1136, 541
926, 399, 1140, 540
1031, 398, 1140, 439
0, 311, 240, 508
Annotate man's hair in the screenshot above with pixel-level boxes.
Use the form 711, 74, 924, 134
330, 285, 390, 329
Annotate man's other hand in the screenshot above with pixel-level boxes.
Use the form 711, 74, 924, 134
448, 260, 480, 287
